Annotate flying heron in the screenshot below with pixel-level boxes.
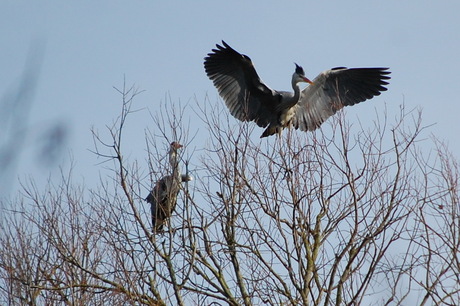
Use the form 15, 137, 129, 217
204, 41, 390, 138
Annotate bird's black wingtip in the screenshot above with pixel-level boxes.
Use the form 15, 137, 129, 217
212, 40, 226, 50
205, 40, 245, 63
377, 67, 391, 75
219, 40, 233, 52
379, 68, 392, 81
207, 40, 231, 56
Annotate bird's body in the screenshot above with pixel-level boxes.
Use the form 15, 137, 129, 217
145, 142, 190, 232
204, 41, 391, 137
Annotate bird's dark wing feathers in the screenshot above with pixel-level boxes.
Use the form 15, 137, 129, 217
204, 41, 281, 128
145, 173, 189, 231
145, 178, 169, 230
292, 67, 390, 131
146, 176, 182, 230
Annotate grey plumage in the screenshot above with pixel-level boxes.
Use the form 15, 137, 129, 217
204, 41, 391, 137
145, 142, 190, 232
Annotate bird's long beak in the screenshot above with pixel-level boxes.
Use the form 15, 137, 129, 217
303, 76, 314, 85
171, 142, 183, 149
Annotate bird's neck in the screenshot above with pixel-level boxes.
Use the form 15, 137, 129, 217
289, 77, 302, 107
169, 151, 181, 178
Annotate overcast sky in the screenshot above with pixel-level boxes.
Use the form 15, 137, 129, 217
1, 1, 459, 197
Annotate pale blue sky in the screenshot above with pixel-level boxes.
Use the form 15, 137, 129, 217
2, 1, 460, 196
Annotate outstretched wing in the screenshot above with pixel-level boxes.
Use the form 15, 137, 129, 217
292, 67, 391, 131
204, 41, 281, 128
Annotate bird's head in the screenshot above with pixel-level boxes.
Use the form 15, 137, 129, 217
170, 141, 183, 151
294, 63, 314, 85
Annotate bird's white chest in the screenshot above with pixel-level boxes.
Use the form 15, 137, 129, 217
280, 107, 296, 126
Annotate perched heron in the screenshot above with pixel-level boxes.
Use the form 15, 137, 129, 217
145, 142, 192, 232
204, 41, 391, 138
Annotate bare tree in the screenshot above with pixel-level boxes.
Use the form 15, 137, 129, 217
1, 83, 459, 305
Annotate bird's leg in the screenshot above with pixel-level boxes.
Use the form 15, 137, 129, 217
276, 127, 283, 138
